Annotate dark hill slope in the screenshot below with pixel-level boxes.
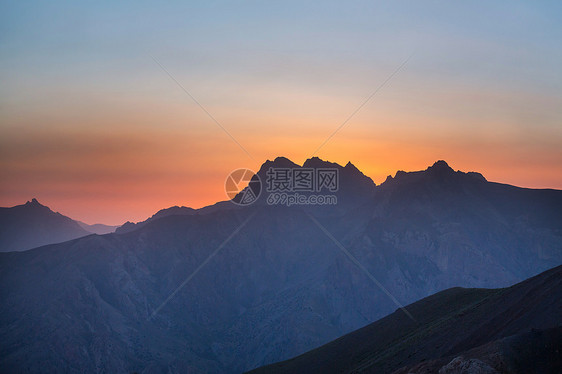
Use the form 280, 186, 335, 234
248, 264, 562, 374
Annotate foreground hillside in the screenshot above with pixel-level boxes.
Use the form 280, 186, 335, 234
1, 158, 561, 373
248, 265, 562, 374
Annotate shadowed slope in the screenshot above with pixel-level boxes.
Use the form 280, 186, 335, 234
247, 265, 562, 374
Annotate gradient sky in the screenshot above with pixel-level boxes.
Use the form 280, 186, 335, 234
1, 1, 561, 225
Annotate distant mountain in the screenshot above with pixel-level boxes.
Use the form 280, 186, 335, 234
116, 205, 196, 233
0, 199, 93, 252
0, 158, 561, 373
248, 265, 562, 374
77, 221, 119, 235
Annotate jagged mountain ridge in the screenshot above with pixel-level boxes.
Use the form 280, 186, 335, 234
1, 158, 561, 373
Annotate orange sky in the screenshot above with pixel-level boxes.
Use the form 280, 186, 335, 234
1, 105, 560, 225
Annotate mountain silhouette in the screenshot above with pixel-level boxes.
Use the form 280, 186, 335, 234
0, 159, 561, 373
0, 198, 106, 252
77, 221, 119, 235
116, 205, 196, 233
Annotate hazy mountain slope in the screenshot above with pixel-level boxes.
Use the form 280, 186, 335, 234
77, 221, 119, 235
248, 265, 562, 374
116, 205, 196, 233
0, 207, 344, 373
0, 199, 92, 252
0, 159, 561, 373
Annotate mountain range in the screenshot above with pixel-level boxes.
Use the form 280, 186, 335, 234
0, 198, 118, 252
0, 157, 561, 373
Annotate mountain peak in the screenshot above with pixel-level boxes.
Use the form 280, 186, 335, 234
426, 161, 487, 181
26, 198, 42, 206
2, 199, 91, 252
257, 157, 300, 174
273, 156, 293, 164
23, 198, 50, 211
302, 156, 339, 169
385, 160, 479, 187
428, 160, 453, 172
424, 160, 457, 179
344, 161, 359, 171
